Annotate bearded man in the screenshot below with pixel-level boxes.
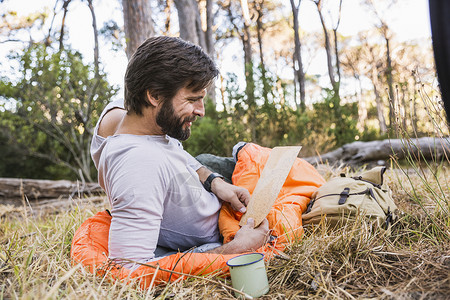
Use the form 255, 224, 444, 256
90, 36, 269, 271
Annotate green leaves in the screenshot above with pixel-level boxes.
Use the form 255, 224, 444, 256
0, 44, 117, 180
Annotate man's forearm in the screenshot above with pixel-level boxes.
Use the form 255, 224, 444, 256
196, 166, 212, 184
206, 218, 270, 255
205, 239, 250, 255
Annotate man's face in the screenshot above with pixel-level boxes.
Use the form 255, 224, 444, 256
156, 87, 206, 141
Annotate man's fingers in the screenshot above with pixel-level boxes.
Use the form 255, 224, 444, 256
257, 218, 270, 232
240, 189, 251, 206
230, 194, 247, 213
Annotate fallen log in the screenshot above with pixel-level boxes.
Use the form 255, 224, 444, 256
303, 137, 450, 166
2, 138, 447, 205
0, 196, 107, 218
196, 137, 450, 177
0, 178, 103, 202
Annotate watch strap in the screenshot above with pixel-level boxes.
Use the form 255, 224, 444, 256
203, 172, 224, 192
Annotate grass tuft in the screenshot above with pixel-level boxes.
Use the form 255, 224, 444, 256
1, 83, 449, 299
1, 164, 449, 299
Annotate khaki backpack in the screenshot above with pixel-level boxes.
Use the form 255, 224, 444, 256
302, 166, 398, 230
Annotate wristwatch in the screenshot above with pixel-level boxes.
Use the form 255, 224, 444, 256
203, 172, 224, 192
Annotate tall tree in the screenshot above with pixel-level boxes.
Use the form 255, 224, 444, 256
290, 0, 306, 111
239, 0, 255, 111
219, 0, 257, 139
342, 32, 388, 134
331, 0, 343, 84
173, 0, 216, 105
341, 46, 367, 132
173, 0, 215, 57
313, 0, 339, 97
122, 0, 155, 59
225, 0, 255, 108
173, 0, 205, 47
58, 0, 72, 51
380, 22, 395, 128
364, 0, 397, 128
163, 0, 172, 34
255, 0, 269, 105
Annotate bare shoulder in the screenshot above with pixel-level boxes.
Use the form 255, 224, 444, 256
97, 108, 126, 138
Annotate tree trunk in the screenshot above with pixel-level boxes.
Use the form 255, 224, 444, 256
332, 0, 343, 84
290, 0, 306, 111
205, 0, 214, 55
122, 0, 155, 59
240, 0, 256, 141
314, 0, 338, 96
87, 0, 99, 78
164, 0, 172, 34
59, 0, 71, 52
174, 0, 203, 47
385, 33, 395, 128
371, 67, 388, 134
226, 0, 256, 139
256, 0, 269, 105
82, 0, 102, 183
333, 28, 341, 84
355, 74, 367, 132
293, 53, 298, 110
205, 0, 216, 106
239, 0, 255, 107
174, 0, 216, 106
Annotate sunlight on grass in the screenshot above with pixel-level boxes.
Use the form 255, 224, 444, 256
1, 87, 449, 299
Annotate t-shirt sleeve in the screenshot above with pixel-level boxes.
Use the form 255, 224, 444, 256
91, 99, 125, 169
173, 139, 203, 171
182, 150, 203, 171
106, 145, 168, 265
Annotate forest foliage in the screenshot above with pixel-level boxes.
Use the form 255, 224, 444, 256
0, 0, 445, 181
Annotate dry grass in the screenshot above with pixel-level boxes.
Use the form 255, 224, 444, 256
1, 83, 449, 299
1, 164, 449, 299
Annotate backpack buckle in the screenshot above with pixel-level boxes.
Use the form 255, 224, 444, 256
339, 188, 350, 205
306, 199, 315, 213
385, 206, 393, 229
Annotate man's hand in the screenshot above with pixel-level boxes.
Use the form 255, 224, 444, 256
211, 178, 250, 213
232, 218, 270, 251
206, 218, 270, 254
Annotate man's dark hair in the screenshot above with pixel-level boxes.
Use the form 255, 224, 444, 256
124, 36, 219, 115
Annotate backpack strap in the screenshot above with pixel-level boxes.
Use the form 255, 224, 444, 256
338, 187, 350, 205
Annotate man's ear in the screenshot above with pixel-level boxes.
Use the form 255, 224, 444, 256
146, 90, 160, 107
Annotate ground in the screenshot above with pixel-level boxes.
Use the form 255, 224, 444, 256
0, 164, 449, 299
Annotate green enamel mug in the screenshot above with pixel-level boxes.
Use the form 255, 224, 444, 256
227, 253, 269, 298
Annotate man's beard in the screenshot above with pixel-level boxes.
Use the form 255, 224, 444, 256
156, 99, 195, 141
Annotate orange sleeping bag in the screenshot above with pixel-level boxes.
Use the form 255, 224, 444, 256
70, 210, 276, 289
70, 143, 325, 289
219, 143, 326, 246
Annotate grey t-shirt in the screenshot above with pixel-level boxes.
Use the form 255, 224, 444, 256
90, 99, 202, 171
91, 100, 221, 269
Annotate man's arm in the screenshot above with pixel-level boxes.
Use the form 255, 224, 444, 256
205, 218, 270, 254
97, 107, 126, 138
197, 166, 250, 213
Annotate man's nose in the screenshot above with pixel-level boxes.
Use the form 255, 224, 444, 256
193, 100, 205, 117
